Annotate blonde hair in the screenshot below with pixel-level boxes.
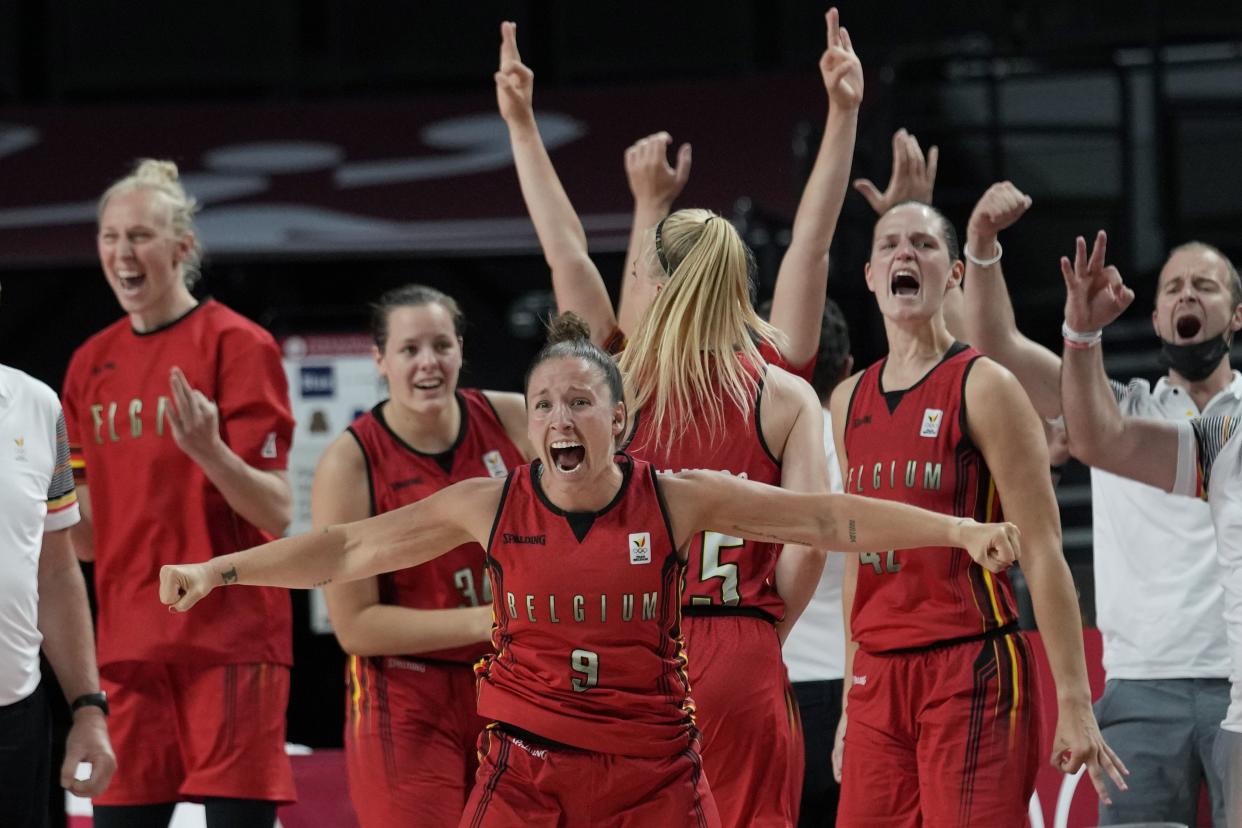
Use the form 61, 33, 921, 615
97, 159, 203, 288
618, 208, 784, 453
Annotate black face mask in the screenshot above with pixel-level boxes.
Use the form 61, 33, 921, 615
1158, 333, 1232, 382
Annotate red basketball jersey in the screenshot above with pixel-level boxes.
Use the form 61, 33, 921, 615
61, 300, 293, 667
348, 389, 525, 664
475, 456, 695, 758
624, 363, 785, 621
843, 343, 1018, 652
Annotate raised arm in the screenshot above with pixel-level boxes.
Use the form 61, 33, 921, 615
315, 433, 493, 657
959, 182, 1062, 418
496, 21, 616, 345
160, 477, 501, 613
1058, 231, 1180, 489
767, 7, 862, 366
616, 132, 692, 340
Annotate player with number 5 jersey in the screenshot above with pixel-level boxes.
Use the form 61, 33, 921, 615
311, 285, 531, 828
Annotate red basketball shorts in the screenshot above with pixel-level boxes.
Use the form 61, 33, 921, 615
460, 725, 720, 828
94, 661, 295, 805
683, 613, 804, 827
838, 630, 1043, 827
345, 655, 487, 828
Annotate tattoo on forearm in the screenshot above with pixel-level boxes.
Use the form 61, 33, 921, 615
221, 566, 238, 585
848, 520, 857, 544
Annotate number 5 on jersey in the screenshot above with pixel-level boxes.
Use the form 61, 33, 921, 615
690, 531, 743, 606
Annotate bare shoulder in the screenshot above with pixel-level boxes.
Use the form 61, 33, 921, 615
482, 390, 532, 454
316, 430, 367, 479
964, 356, 1028, 411
760, 364, 820, 450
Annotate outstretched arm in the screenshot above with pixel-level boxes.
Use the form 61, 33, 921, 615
768, 7, 862, 367
496, 21, 616, 345
160, 477, 501, 612
315, 434, 493, 657
661, 469, 1019, 571
1058, 231, 1181, 489
959, 182, 1063, 418
616, 132, 692, 339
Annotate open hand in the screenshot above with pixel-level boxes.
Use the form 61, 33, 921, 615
625, 132, 691, 210
820, 8, 863, 111
1060, 231, 1134, 333
167, 367, 221, 463
854, 128, 937, 214
495, 21, 534, 126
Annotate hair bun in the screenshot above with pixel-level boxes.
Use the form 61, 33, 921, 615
545, 311, 592, 345
132, 158, 181, 184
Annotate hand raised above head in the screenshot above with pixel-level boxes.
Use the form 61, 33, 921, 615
854, 128, 937, 214
967, 181, 1032, 242
495, 21, 535, 126
820, 7, 863, 111
1060, 230, 1134, 333
624, 131, 692, 209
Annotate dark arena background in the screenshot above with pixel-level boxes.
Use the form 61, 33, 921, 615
4, 2, 1242, 825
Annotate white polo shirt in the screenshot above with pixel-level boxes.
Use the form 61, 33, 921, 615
783, 409, 846, 683
1092, 372, 1242, 680
0, 364, 81, 706
1174, 415, 1242, 732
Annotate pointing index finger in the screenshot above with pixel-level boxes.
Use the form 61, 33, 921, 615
826, 7, 840, 50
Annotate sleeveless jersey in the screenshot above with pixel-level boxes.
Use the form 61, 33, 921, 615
624, 363, 785, 621
348, 389, 524, 664
476, 456, 695, 757
843, 343, 1018, 652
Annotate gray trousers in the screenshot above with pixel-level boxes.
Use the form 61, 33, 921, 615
1093, 678, 1229, 826
1214, 727, 1241, 828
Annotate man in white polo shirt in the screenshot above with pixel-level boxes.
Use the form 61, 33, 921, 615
1056, 229, 1242, 827
957, 185, 1238, 826
0, 353, 115, 827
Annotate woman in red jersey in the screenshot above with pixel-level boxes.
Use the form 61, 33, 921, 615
311, 284, 532, 827
828, 200, 1126, 826
62, 160, 295, 827
493, 16, 863, 823
159, 315, 1021, 828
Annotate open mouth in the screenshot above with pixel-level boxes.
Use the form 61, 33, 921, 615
117, 273, 146, 292
891, 270, 920, 297
1175, 315, 1202, 340
549, 440, 585, 473
413, 379, 444, 391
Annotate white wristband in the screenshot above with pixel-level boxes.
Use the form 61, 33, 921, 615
1061, 320, 1102, 345
963, 240, 1003, 267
